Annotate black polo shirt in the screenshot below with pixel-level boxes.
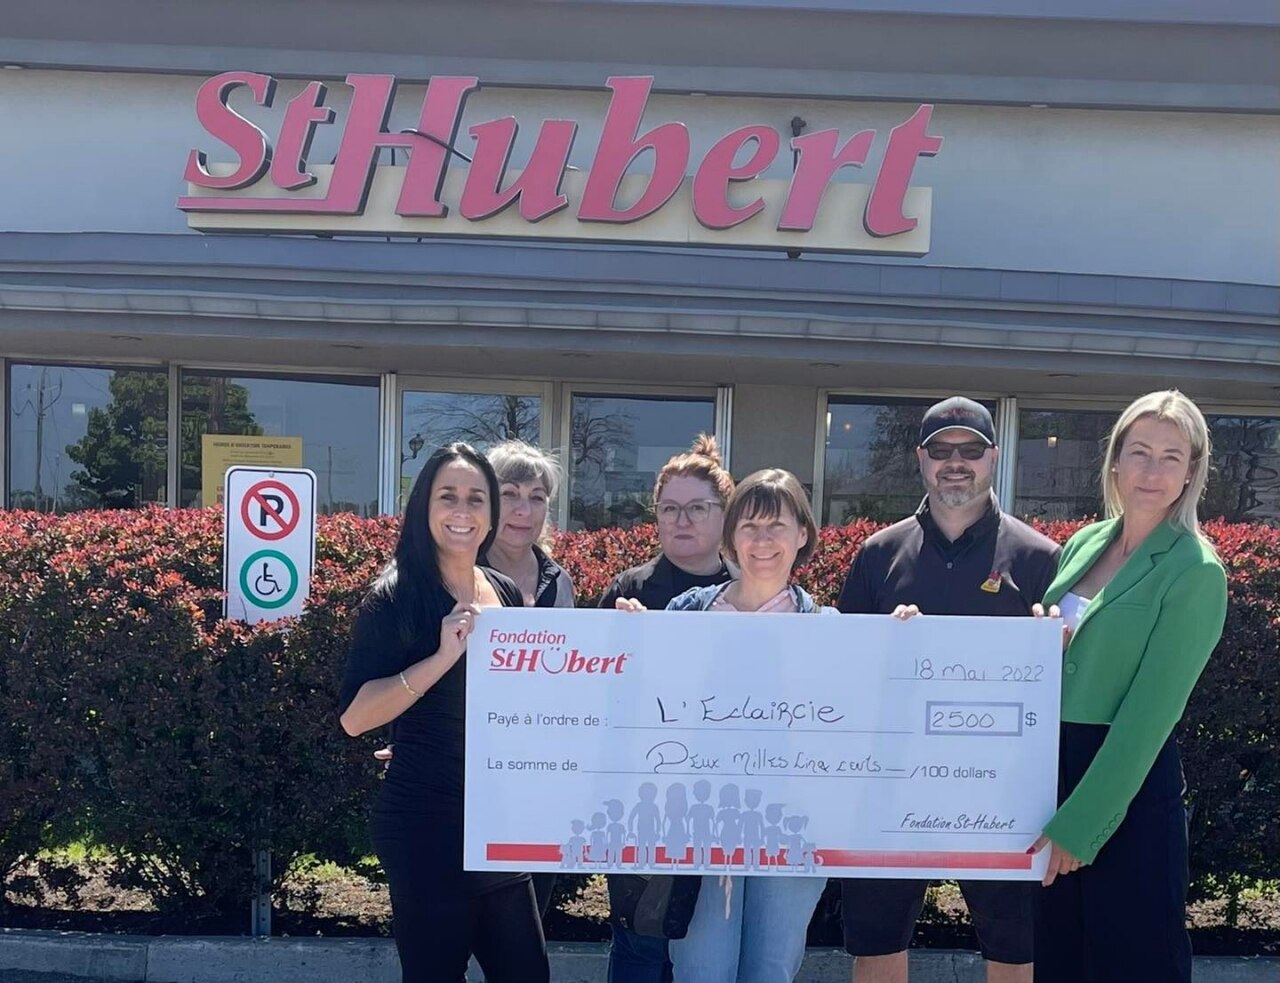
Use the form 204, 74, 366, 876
598, 553, 732, 611
837, 496, 1059, 616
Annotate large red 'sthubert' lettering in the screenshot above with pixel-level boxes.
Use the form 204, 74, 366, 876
184, 74, 479, 216
692, 125, 780, 230
270, 81, 334, 191
329, 74, 479, 217
864, 104, 943, 237
460, 116, 578, 221
777, 127, 876, 232
577, 77, 690, 224
181, 73, 940, 250
184, 71, 276, 190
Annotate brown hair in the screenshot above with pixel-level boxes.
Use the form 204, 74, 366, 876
720, 469, 818, 572
653, 433, 735, 505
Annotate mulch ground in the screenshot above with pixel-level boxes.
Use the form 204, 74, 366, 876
3, 860, 1276, 956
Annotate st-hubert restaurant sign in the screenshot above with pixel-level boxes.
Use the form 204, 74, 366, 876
179, 73, 943, 255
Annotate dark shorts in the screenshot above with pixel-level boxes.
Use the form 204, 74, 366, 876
840, 877, 1035, 965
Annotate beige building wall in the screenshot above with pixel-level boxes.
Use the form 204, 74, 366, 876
730, 385, 820, 487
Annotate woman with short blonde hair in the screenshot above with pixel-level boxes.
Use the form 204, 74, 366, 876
1031, 390, 1227, 982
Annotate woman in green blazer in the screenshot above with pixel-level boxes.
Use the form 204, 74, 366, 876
1029, 391, 1227, 983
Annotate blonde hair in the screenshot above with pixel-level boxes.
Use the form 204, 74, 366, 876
1102, 390, 1213, 545
653, 434, 735, 505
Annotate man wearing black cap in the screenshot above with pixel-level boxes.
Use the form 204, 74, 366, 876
837, 396, 1060, 983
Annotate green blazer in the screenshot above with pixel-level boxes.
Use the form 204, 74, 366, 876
1040, 518, 1227, 863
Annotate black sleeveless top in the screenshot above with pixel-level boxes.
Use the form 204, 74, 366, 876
340, 568, 524, 894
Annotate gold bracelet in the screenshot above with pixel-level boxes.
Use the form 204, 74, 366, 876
398, 670, 420, 698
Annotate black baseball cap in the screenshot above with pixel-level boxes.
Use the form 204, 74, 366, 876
919, 396, 996, 447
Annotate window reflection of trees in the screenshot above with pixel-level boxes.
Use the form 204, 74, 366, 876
427, 394, 540, 450
8, 366, 169, 513
568, 395, 715, 531
69, 371, 169, 510
1014, 410, 1110, 521
824, 400, 939, 525
181, 373, 379, 515
400, 392, 544, 510
180, 375, 262, 506
570, 397, 639, 530
1205, 416, 1280, 524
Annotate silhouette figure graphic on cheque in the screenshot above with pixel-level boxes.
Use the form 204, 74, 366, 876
604, 799, 627, 868
630, 782, 662, 869
716, 783, 744, 869
587, 811, 608, 868
688, 780, 716, 870
763, 803, 786, 868
663, 782, 690, 868
740, 788, 765, 870
560, 819, 587, 869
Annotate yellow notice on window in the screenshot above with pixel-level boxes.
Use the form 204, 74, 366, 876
201, 434, 303, 507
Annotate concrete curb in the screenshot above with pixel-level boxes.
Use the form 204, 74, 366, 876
2, 930, 1277, 983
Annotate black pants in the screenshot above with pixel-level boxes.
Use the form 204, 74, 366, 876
1034, 723, 1192, 983
532, 872, 558, 920
374, 811, 549, 983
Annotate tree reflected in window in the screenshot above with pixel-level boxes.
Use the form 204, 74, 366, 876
8, 364, 168, 512
400, 391, 543, 509
1014, 410, 1110, 520
569, 394, 714, 530
1205, 415, 1280, 524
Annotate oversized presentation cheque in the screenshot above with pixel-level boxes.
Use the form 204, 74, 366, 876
465, 608, 1062, 881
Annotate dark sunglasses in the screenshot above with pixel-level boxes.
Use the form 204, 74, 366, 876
924, 441, 989, 461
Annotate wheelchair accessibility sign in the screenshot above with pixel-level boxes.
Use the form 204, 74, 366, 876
224, 467, 316, 622
240, 550, 299, 609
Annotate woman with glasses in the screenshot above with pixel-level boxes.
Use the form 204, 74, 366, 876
600, 433, 735, 983
1030, 391, 1227, 982
599, 434, 735, 613
615, 468, 830, 983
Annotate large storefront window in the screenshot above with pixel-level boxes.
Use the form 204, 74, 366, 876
1014, 409, 1111, 520
1204, 415, 1280, 524
7, 363, 168, 512
180, 372, 379, 515
822, 397, 960, 524
1014, 409, 1280, 525
568, 392, 716, 530
400, 389, 544, 507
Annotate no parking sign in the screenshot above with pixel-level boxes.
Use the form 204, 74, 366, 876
223, 466, 316, 622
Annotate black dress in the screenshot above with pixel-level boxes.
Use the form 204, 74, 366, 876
1033, 723, 1191, 983
340, 570, 549, 983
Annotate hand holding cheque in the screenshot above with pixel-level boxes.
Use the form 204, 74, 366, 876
464, 606, 1062, 882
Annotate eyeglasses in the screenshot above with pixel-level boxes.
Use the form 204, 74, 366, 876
655, 500, 724, 524
924, 441, 990, 461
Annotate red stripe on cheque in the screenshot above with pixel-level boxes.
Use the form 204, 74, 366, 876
485, 844, 1031, 870
815, 849, 1032, 870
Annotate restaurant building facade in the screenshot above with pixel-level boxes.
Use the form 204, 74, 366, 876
1, 0, 1277, 528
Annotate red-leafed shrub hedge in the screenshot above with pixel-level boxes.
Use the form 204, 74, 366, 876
0, 510, 1275, 925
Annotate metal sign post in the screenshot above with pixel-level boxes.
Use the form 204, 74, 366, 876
223, 466, 317, 936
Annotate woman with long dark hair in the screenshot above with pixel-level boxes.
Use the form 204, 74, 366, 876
339, 443, 549, 983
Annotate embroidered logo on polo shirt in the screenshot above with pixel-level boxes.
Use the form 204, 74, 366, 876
980, 571, 1003, 593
